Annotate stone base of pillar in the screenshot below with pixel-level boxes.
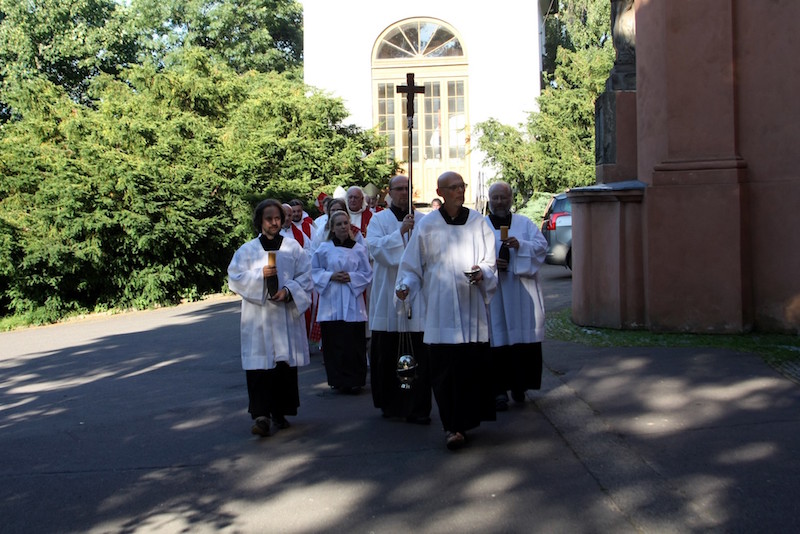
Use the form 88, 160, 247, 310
569, 181, 646, 329
645, 160, 752, 333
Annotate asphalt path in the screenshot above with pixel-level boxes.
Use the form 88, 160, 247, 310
2, 264, 799, 533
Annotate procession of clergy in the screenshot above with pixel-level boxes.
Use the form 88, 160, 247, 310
227, 171, 547, 451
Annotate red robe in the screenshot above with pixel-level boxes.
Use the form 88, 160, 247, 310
350, 209, 372, 238
290, 225, 306, 247
291, 216, 315, 246
289, 221, 314, 335
301, 216, 314, 238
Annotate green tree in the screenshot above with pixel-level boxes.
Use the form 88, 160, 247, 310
220, 71, 396, 206
130, 0, 303, 74
0, 0, 138, 107
0, 0, 303, 118
0, 47, 395, 324
0, 0, 395, 325
475, 0, 614, 202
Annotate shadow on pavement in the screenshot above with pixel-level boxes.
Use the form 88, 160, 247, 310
1, 292, 799, 532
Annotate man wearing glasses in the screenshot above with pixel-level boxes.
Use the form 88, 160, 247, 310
366, 175, 432, 425
396, 171, 498, 450
346, 186, 373, 239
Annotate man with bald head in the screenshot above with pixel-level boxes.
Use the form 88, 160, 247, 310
396, 171, 498, 450
485, 181, 548, 411
346, 186, 373, 238
366, 175, 431, 424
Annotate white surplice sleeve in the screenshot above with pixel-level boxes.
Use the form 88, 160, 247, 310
279, 239, 313, 316
396, 224, 425, 304
311, 242, 334, 294
227, 239, 269, 305
367, 212, 406, 268
346, 243, 373, 298
475, 216, 498, 305
512, 215, 548, 278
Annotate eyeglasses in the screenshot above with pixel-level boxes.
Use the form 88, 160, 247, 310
390, 186, 409, 191
440, 182, 466, 191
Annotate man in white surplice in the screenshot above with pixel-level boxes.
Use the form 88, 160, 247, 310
227, 199, 313, 437
366, 175, 431, 424
484, 181, 548, 412
395, 171, 498, 450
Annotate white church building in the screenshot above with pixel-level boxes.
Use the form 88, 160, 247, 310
302, 0, 549, 208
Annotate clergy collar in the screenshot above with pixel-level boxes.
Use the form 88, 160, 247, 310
259, 233, 283, 251
348, 205, 366, 216
438, 205, 469, 225
332, 236, 356, 248
389, 205, 409, 221
488, 213, 512, 229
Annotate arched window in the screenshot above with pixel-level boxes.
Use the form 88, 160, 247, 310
372, 18, 470, 206
375, 20, 464, 60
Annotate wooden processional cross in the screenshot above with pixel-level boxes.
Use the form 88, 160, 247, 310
396, 73, 424, 320
396, 73, 425, 212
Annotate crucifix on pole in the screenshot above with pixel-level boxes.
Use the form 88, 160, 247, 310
396, 72, 425, 213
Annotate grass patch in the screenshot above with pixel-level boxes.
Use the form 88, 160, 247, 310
546, 308, 800, 366
0, 290, 236, 332
0, 314, 32, 332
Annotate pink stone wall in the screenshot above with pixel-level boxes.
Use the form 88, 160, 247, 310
733, 1, 800, 331
578, 0, 800, 332
635, 0, 800, 332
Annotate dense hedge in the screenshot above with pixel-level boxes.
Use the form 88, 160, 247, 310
0, 50, 396, 324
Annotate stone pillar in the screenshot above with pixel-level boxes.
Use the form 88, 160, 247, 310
571, 0, 645, 331
596, 0, 637, 184
638, 0, 752, 332
595, 91, 637, 183
570, 181, 645, 329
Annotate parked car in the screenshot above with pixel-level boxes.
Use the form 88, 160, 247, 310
541, 192, 572, 269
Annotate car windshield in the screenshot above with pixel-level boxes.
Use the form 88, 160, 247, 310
545, 195, 571, 217
552, 197, 571, 213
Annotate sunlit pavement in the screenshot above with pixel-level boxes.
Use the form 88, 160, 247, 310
1, 265, 799, 532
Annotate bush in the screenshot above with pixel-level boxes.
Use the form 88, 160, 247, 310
0, 51, 395, 325
516, 191, 555, 226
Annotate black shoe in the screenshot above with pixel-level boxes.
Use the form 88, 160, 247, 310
250, 416, 271, 437
495, 394, 509, 412
272, 415, 290, 430
511, 390, 526, 403
405, 415, 432, 425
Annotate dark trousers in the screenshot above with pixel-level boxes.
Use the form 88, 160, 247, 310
320, 321, 367, 388
492, 342, 543, 395
428, 343, 496, 433
246, 363, 299, 419
370, 330, 431, 419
